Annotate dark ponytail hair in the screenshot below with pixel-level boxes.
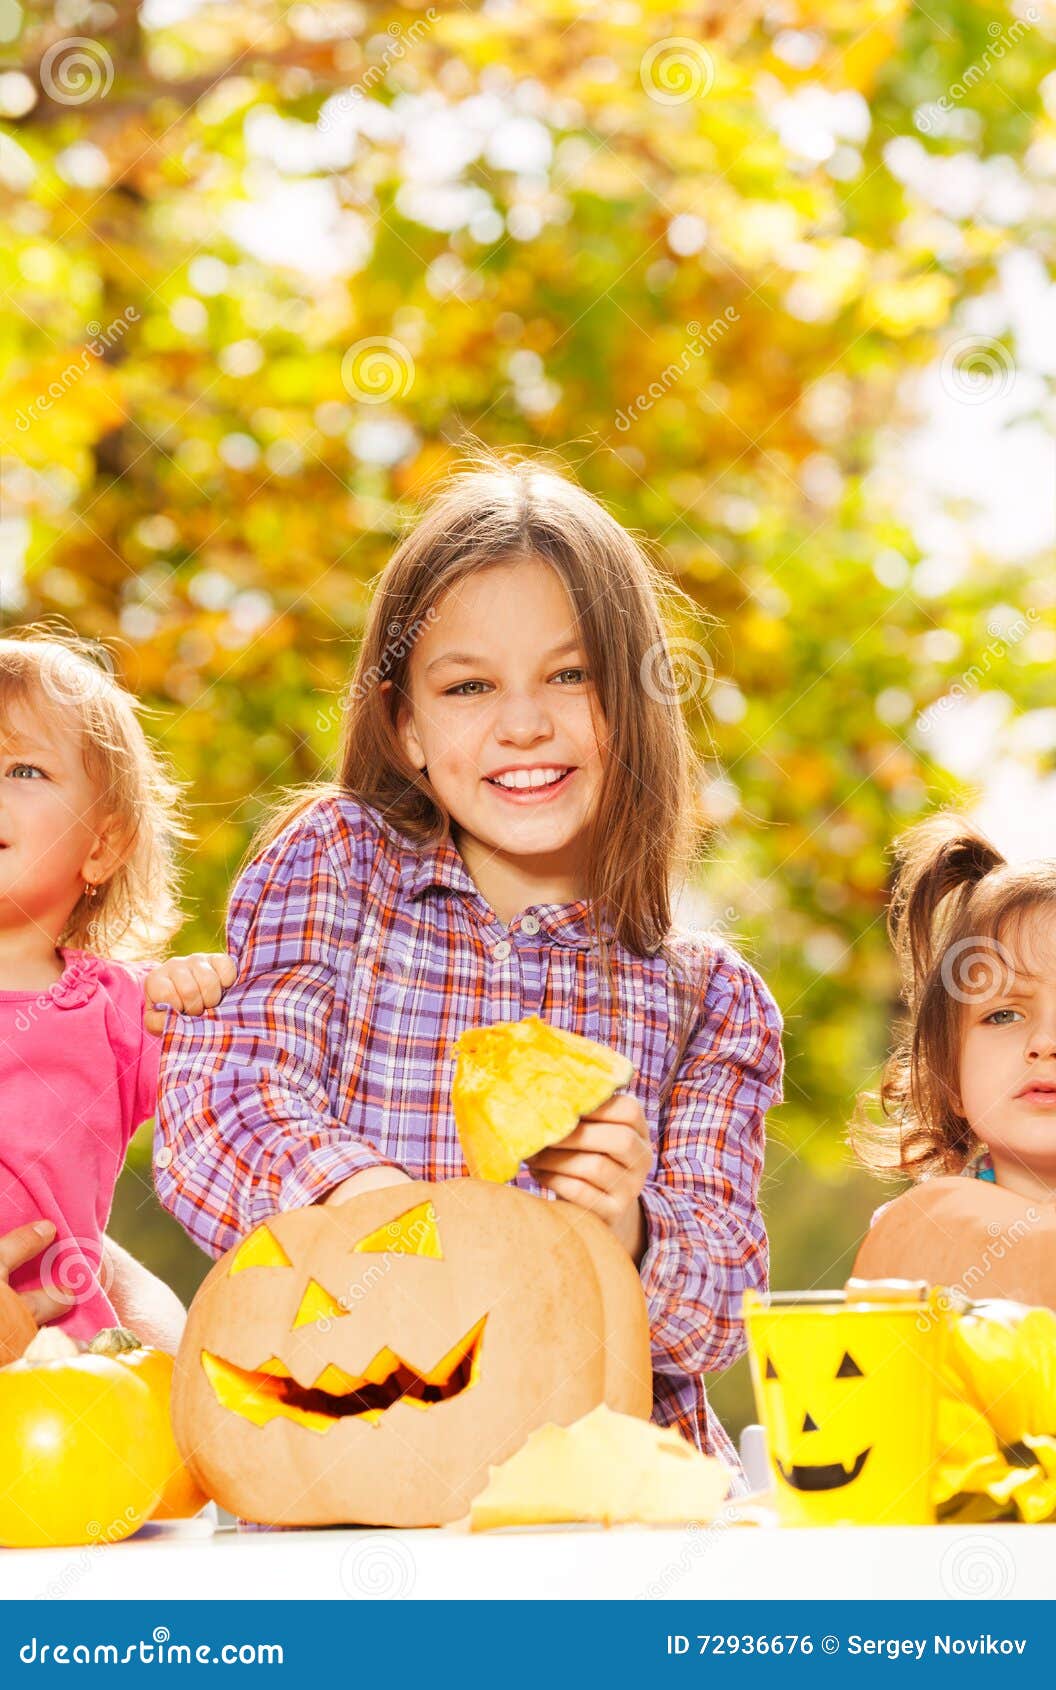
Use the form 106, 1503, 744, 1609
886, 816, 1006, 1009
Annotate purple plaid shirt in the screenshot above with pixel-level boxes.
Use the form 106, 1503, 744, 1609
156, 794, 784, 1482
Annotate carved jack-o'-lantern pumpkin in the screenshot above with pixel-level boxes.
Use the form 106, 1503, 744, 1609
171, 1179, 652, 1527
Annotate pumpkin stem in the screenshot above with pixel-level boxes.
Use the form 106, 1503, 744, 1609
23, 1327, 82, 1361
88, 1326, 144, 1356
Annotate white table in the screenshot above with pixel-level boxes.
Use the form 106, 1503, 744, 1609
3, 1515, 1053, 1601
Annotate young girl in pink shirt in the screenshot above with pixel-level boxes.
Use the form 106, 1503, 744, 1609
0, 630, 234, 1347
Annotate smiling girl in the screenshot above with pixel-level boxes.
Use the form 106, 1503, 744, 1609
156, 453, 785, 1480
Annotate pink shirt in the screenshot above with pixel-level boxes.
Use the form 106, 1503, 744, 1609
0, 948, 159, 1339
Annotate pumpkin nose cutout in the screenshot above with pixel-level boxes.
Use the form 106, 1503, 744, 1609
801, 1411, 819, 1433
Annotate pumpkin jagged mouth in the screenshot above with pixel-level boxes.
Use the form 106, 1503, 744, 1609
775, 1448, 871, 1491
201, 1315, 487, 1432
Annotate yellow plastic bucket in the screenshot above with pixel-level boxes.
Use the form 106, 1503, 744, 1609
743, 1281, 950, 1526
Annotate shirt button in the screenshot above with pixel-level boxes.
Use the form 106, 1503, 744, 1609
492, 939, 512, 960
155, 1146, 173, 1169
521, 914, 541, 935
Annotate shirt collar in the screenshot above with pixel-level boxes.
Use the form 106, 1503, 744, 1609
401, 829, 602, 950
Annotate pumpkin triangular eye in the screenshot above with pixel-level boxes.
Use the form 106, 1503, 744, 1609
765, 1355, 779, 1379
293, 1278, 349, 1328
229, 1226, 292, 1274
352, 1200, 443, 1259
836, 1351, 863, 1378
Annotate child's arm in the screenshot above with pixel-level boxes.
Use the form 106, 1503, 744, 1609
530, 948, 781, 1377
154, 819, 407, 1257
633, 947, 782, 1379
101, 1234, 188, 1354
143, 953, 237, 1036
321, 1165, 413, 1206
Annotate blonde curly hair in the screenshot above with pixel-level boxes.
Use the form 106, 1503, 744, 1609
0, 626, 188, 961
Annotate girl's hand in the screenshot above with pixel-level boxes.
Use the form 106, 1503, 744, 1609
0, 1219, 75, 1326
144, 953, 238, 1035
527, 1093, 653, 1262
321, 1166, 414, 1207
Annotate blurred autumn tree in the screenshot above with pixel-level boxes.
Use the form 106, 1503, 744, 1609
3, 0, 1055, 1428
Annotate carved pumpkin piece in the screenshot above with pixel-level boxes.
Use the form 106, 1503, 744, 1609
172, 1178, 652, 1527
451, 1015, 635, 1182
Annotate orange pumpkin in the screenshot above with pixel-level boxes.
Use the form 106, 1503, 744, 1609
89, 1329, 210, 1520
171, 1178, 652, 1527
853, 1177, 1056, 1310
0, 1281, 36, 1366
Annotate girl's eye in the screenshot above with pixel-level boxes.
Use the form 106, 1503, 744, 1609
445, 669, 590, 697
983, 1007, 1023, 1025
445, 680, 489, 697
6, 763, 46, 780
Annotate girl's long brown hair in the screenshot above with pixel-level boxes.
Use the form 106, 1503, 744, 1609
249, 447, 726, 1088
852, 809, 1056, 1179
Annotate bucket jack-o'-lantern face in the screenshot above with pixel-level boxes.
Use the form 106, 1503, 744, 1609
762, 1345, 871, 1493
745, 1286, 947, 1526
171, 1179, 652, 1527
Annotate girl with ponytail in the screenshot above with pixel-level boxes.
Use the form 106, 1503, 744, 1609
851, 809, 1056, 1299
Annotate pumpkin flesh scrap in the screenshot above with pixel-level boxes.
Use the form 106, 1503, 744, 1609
201, 1314, 487, 1433
469, 1404, 731, 1529
452, 1016, 635, 1183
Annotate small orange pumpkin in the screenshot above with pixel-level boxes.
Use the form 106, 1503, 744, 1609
89, 1328, 210, 1520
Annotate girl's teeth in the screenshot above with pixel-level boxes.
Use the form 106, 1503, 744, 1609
491, 768, 568, 790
